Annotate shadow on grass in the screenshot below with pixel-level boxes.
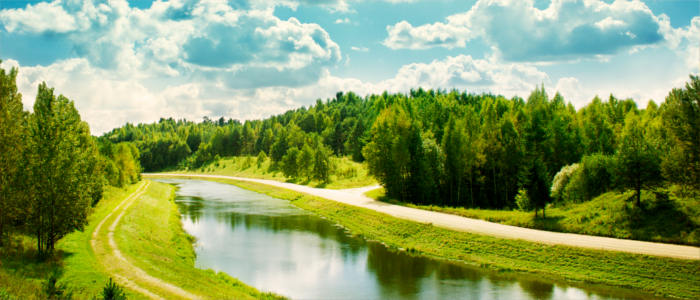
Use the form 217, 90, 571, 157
624, 194, 699, 245
0, 235, 73, 298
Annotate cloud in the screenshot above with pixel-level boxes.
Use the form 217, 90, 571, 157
380, 55, 549, 96
335, 17, 350, 24
0, 0, 342, 88
384, 0, 668, 61
351, 46, 369, 52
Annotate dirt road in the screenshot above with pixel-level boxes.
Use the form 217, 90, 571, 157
145, 173, 700, 260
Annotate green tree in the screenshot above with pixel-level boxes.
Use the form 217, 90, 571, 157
297, 143, 314, 181
281, 147, 301, 179
26, 83, 102, 256
0, 62, 27, 244
662, 75, 700, 191
615, 113, 662, 207
313, 140, 333, 183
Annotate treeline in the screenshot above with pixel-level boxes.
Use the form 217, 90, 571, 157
364, 78, 699, 216
0, 62, 140, 256
103, 76, 699, 216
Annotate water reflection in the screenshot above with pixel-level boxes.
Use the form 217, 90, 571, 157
157, 179, 654, 300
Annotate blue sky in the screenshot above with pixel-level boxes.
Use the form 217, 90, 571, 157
0, 0, 698, 134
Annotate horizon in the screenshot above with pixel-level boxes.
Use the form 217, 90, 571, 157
1, 0, 698, 134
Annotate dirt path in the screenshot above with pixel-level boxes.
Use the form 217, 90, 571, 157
91, 181, 201, 299
146, 173, 700, 260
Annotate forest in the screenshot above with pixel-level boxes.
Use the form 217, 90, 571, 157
102, 76, 699, 217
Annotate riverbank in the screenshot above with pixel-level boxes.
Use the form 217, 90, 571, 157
175, 155, 377, 189
0, 181, 284, 299
164, 176, 699, 299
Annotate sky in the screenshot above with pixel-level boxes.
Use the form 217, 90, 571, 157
0, 0, 698, 135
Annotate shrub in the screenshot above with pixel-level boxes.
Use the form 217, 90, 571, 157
551, 163, 580, 203
100, 278, 126, 300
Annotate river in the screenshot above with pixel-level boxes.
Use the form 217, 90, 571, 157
157, 179, 651, 300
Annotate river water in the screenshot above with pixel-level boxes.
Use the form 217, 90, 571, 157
157, 179, 650, 300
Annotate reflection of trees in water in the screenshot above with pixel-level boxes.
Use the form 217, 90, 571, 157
175, 196, 204, 223
366, 242, 441, 298
518, 279, 554, 299
222, 213, 366, 257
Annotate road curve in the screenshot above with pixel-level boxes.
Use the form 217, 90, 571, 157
91, 181, 201, 299
145, 173, 700, 260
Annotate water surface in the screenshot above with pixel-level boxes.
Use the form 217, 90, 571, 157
158, 179, 652, 300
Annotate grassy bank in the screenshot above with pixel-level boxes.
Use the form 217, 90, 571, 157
0, 181, 284, 299
366, 187, 700, 246
175, 155, 376, 189
111, 180, 283, 299
175, 176, 699, 299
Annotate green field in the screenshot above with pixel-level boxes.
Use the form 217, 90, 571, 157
366, 187, 700, 246
175, 155, 377, 189
0, 181, 284, 299
186, 177, 699, 300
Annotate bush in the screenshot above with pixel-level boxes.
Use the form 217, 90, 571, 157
100, 278, 126, 300
551, 163, 579, 203
553, 154, 615, 204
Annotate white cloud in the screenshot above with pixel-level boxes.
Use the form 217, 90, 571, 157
384, 0, 670, 61
351, 46, 369, 52
335, 17, 350, 24
0, 0, 342, 88
0, 1, 78, 33
380, 55, 549, 96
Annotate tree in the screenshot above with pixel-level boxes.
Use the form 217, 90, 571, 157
281, 147, 301, 179
313, 141, 333, 183
26, 83, 102, 256
615, 113, 662, 207
662, 75, 700, 191
297, 144, 314, 181
0, 62, 27, 245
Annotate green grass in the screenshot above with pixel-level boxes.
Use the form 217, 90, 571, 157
113, 180, 284, 299
365, 187, 700, 246
0, 181, 284, 299
175, 155, 377, 189
179, 176, 700, 300
0, 183, 143, 299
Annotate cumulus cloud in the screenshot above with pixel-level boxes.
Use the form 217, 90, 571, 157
380, 55, 549, 96
384, 0, 669, 61
0, 0, 341, 88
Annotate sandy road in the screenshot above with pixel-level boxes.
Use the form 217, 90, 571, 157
91, 181, 201, 299
146, 173, 700, 260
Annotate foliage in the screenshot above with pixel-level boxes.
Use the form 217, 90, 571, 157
614, 113, 663, 206
550, 163, 579, 203
662, 75, 700, 191
0, 61, 26, 245
515, 189, 532, 212
101, 76, 699, 210
25, 83, 103, 256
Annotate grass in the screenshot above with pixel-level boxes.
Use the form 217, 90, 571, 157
0, 183, 143, 299
365, 187, 700, 246
0, 181, 285, 299
175, 176, 700, 300
174, 155, 377, 189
